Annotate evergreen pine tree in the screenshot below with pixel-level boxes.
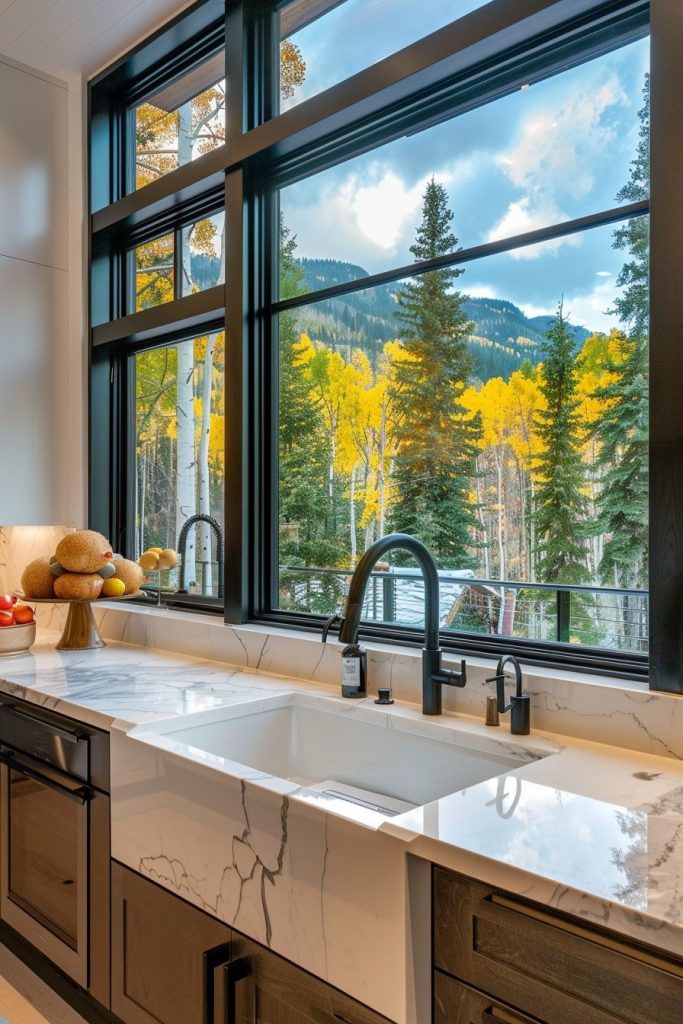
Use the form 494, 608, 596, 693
533, 301, 589, 584
389, 178, 480, 565
278, 221, 341, 577
592, 75, 649, 589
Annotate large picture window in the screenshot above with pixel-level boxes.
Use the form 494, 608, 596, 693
90, 0, 683, 688
274, 34, 649, 658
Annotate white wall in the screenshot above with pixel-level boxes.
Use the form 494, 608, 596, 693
0, 56, 75, 526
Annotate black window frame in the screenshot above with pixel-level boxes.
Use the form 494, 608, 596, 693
89, 0, 683, 691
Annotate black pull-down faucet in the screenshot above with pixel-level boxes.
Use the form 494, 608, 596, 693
333, 533, 466, 715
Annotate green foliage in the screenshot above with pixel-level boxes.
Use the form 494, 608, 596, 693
389, 179, 480, 565
592, 74, 649, 588
278, 220, 344, 571
533, 302, 590, 585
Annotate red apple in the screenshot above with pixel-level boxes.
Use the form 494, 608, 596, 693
0, 610, 15, 627
13, 605, 34, 625
0, 594, 17, 611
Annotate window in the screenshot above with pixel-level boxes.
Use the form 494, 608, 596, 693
130, 213, 225, 313
91, 0, 683, 690
278, 0, 493, 110
133, 234, 174, 312
135, 333, 225, 596
132, 52, 225, 191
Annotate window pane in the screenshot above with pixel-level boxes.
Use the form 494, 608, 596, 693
277, 214, 648, 652
133, 52, 225, 192
279, 36, 649, 297
180, 212, 225, 297
134, 333, 225, 596
134, 233, 174, 312
279, 0, 490, 109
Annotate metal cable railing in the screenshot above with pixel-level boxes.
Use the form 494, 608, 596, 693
278, 565, 649, 653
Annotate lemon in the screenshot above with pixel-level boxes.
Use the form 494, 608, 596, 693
138, 550, 160, 570
101, 577, 126, 598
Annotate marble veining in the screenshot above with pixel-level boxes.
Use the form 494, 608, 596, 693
3, 627, 683, 1020
83, 602, 683, 761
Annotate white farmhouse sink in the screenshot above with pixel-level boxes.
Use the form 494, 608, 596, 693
137, 691, 549, 816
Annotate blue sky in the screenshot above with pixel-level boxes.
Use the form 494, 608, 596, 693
281, 23, 649, 335
283, 0, 494, 104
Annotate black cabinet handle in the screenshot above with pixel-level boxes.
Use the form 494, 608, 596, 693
203, 942, 232, 1024
223, 958, 253, 1024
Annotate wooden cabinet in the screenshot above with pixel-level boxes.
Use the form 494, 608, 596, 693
111, 861, 392, 1024
433, 867, 683, 1024
227, 932, 392, 1024
434, 972, 544, 1024
111, 861, 231, 1024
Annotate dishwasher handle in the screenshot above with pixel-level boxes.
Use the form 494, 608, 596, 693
0, 751, 93, 804
0, 703, 88, 744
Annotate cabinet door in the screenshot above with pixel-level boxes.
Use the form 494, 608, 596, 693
433, 868, 683, 1024
228, 933, 393, 1024
111, 861, 231, 1024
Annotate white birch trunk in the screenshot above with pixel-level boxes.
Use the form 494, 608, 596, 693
175, 104, 197, 584
198, 333, 217, 594
349, 466, 357, 565
378, 402, 387, 537
474, 457, 491, 579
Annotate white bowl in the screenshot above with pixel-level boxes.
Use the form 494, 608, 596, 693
0, 620, 36, 656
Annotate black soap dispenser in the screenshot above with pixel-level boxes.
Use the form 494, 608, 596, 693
340, 640, 367, 698
322, 612, 367, 699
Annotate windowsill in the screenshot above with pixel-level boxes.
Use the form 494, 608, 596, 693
67, 598, 683, 761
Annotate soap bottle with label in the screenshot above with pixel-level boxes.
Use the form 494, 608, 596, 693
341, 641, 367, 698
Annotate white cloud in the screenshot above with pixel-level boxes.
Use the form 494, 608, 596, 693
486, 196, 579, 259
496, 74, 628, 202
562, 279, 618, 333
520, 278, 618, 334
340, 170, 427, 250
462, 284, 498, 299
596, 270, 611, 277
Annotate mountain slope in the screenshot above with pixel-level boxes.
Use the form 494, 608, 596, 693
295, 258, 594, 380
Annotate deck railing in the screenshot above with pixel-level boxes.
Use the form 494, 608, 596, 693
278, 565, 649, 653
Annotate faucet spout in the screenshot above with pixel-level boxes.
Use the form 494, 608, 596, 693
486, 655, 530, 735
338, 533, 466, 715
177, 514, 224, 598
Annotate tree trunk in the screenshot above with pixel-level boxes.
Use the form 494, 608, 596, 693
378, 402, 387, 538
474, 457, 491, 579
139, 443, 147, 556
349, 466, 357, 566
198, 334, 217, 594
175, 105, 197, 582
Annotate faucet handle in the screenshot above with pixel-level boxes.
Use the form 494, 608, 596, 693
485, 671, 509, 714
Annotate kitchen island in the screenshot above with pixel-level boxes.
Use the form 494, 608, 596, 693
0, 630, 682, 1023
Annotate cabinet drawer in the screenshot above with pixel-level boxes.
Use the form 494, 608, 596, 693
435, 971, 547, 1024
433, 868, 683, 1024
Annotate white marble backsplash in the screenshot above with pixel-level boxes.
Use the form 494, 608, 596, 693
35, 601, 683, 762
0, 524, 72, 595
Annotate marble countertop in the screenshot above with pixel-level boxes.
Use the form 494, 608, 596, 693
0, 632, 310, 731
2, 629, 683, 966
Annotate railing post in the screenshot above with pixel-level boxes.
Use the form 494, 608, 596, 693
557, 590, 570, 643
383, 574, 396, 623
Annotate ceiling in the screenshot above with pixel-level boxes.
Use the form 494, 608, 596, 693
0, 0, 195, 81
